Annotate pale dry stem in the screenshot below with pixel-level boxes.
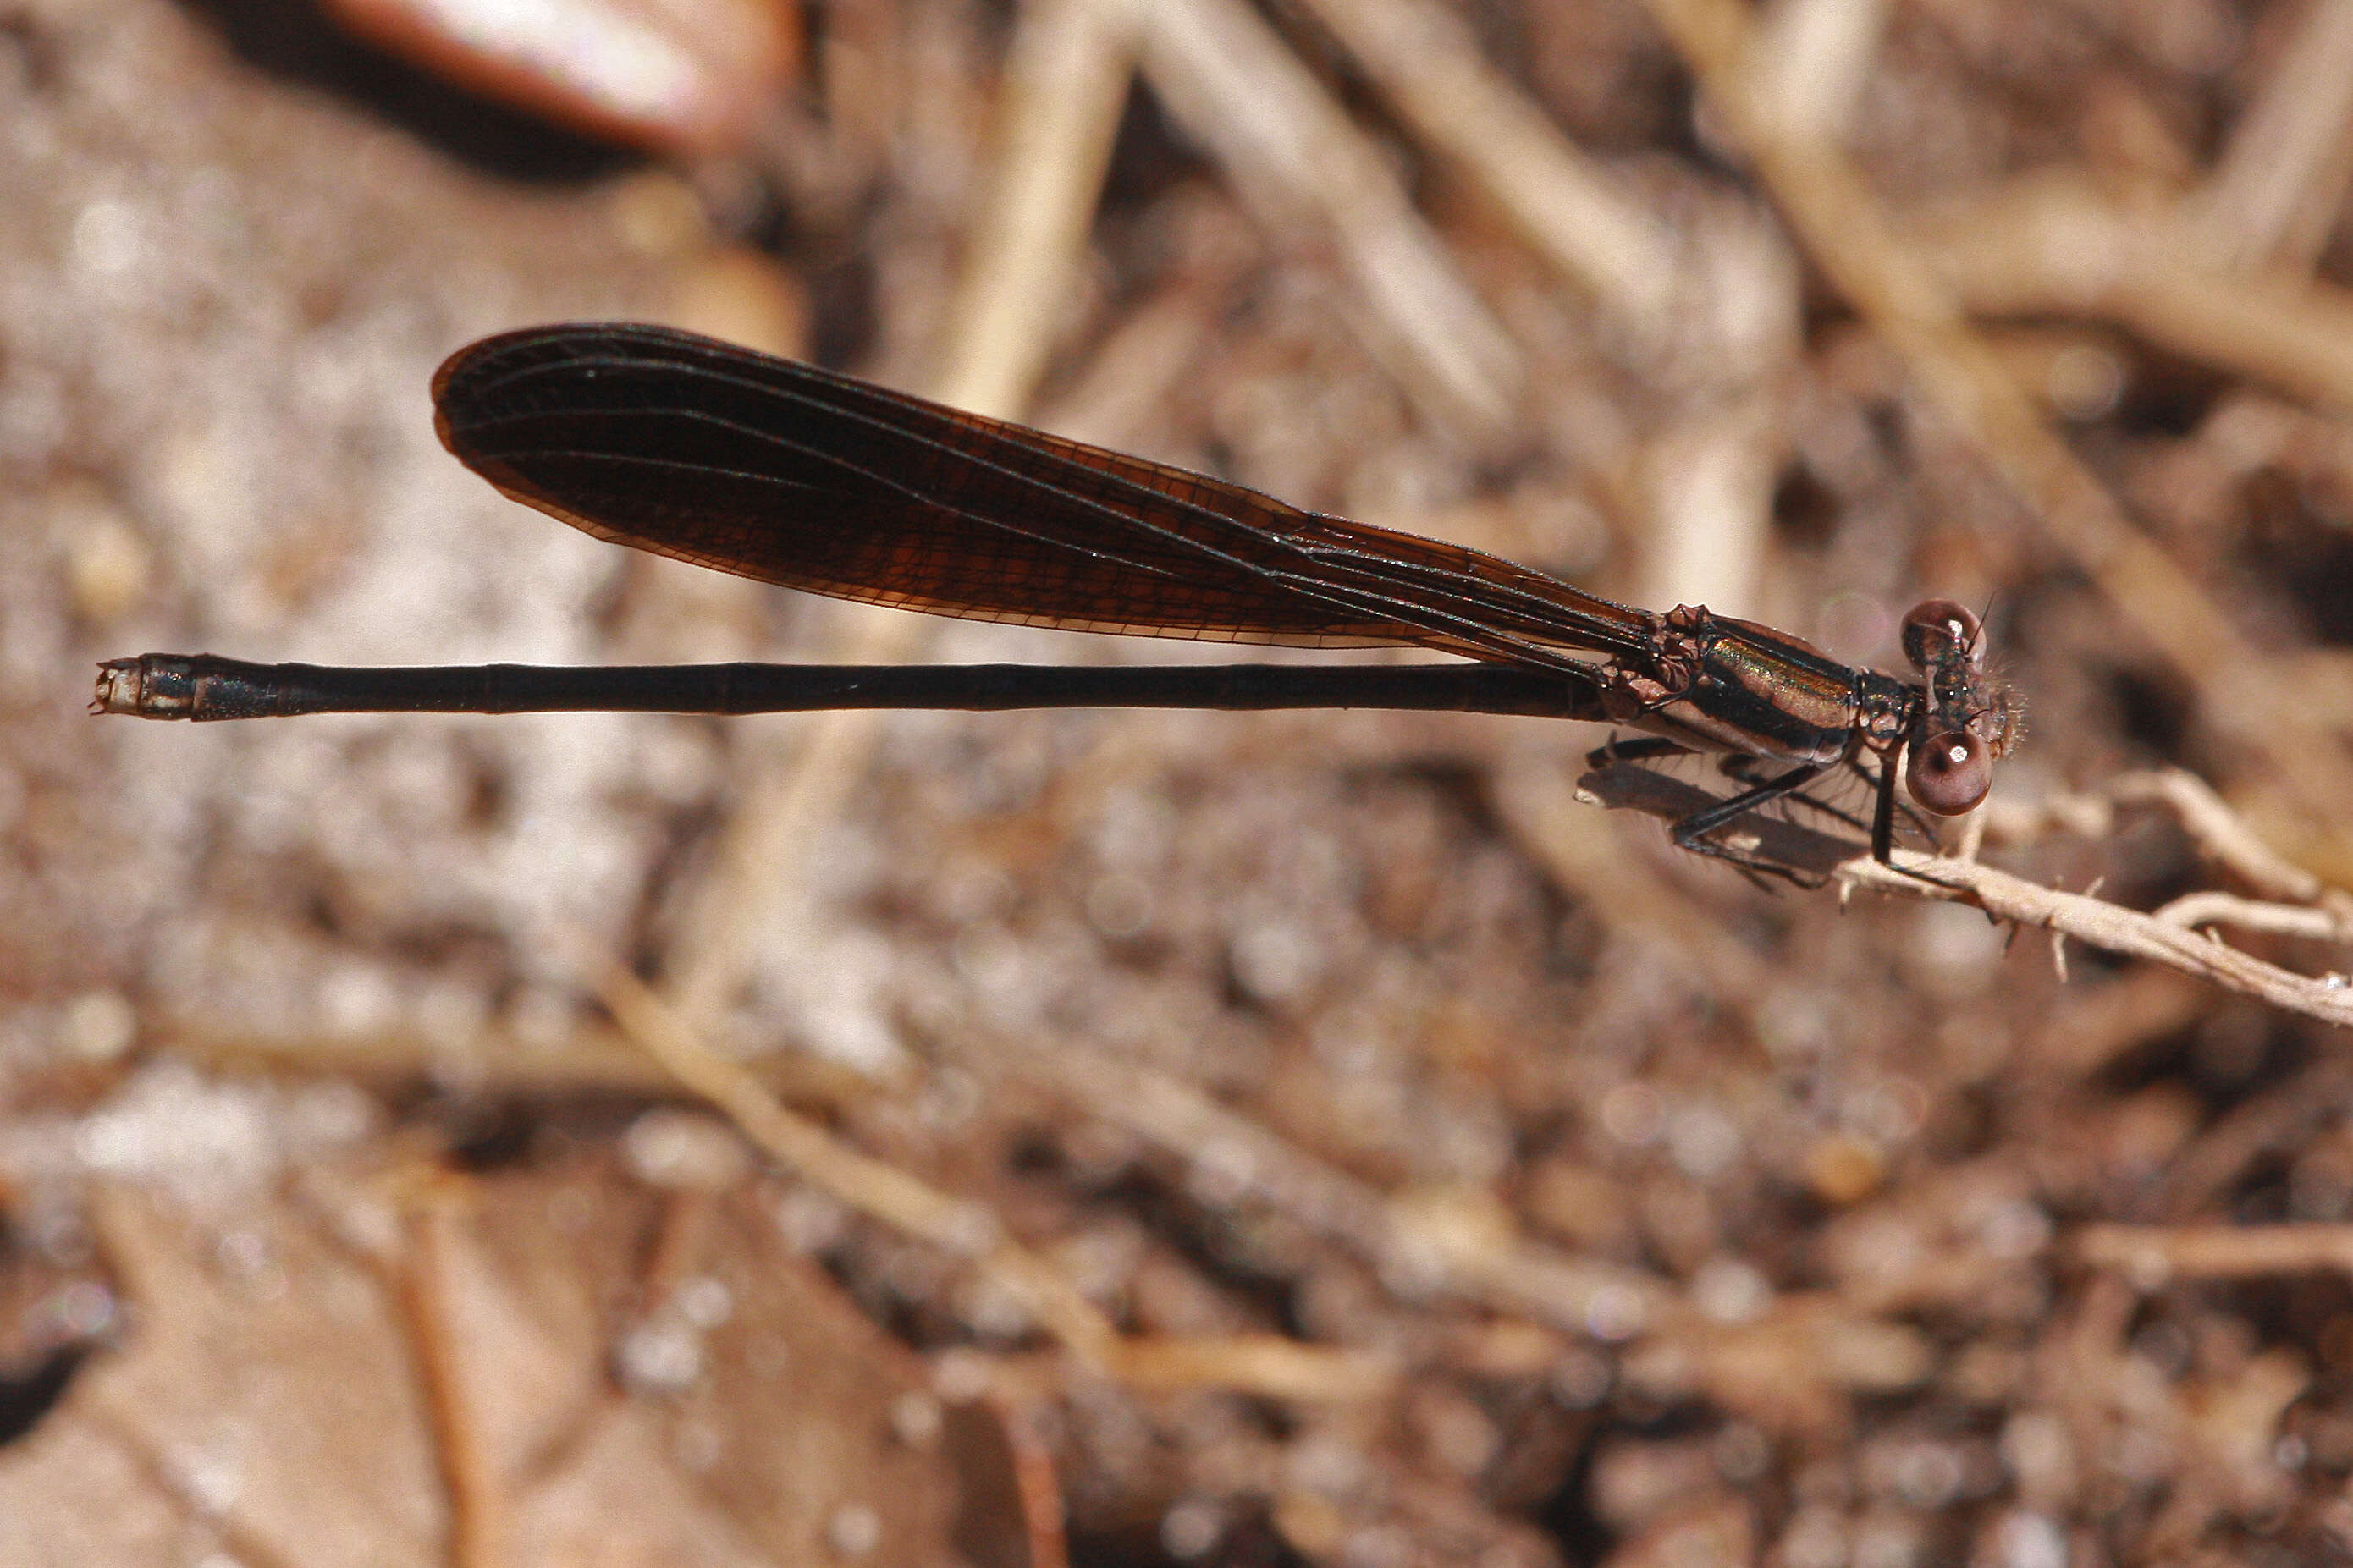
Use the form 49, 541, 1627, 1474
2077, 1221, 2353, 1285
1751, 0, 1893, 143
1915, 179, 2353, 416
593, 951, 1397, 1402
1981, 767, 2345, 910
2184, 0, 2353, 272
664, 0, 1140, 1034
988, 1028, 1687, 1341
1291, 0, 1683, 334
1136, 0, 1524, 443
1834, 853, 2353, 1028
396, 1181, 508, 1568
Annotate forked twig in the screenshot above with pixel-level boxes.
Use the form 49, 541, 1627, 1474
1834, 854, 2353, 1028
1982, 767, 2345, 911
1577, 753, 2353, 1027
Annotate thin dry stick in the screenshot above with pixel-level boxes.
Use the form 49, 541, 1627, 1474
2161, 1051, 2353, 1215
1752, 0, 1893, 141
2153, 892, 2353, 945
989, 1030, 1688, 1342
82, 1402, 310, 1568
1298, 0, 1798, 618
1644, 0, 2353, 854
931, 0, 1143, 424
2106, 770, 2346, 908
594, 955, 1396, 1401
398, 1181, 507, 1568
2078, 1222, 2353, 1284
1289, 0, 1682, 334
1137, 0, 1523, 442
605, 956, 1099, 1356
152, 1016, 884, 1102
1982, 767, 2346, 910
2185, 0, 2353, 272
1572, 748, 2353, 1021
1835, 854, 2353, 1027
664, 0, 1141, 1032
1916, 183, 2353, 415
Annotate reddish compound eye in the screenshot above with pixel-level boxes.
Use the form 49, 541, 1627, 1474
1901, 598, 1982, 671
1907, 729, 1991, 816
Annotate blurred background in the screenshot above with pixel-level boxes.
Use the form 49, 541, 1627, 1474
8, 0, 2353, 1561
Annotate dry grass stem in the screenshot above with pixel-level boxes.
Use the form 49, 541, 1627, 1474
2185, 0, 2353, 272
2078, 1221, 2353, 1283
1984, 767, 2346, 910
596, 953, 1393, 1400
152, 1017, 884, 1102
81, 1398, 309, 1568
996, 1031, 1685, 1340
1836, 854, 2353, 1027
664, 0, 1138, 1033
397, 1184, 508, 1568
1634, 384, 1790, 619
933, 0, 1140, 421
1751, 0, 1893, 142
1292, 0, 1682, 334
1916, 180, 2353, 415
1113, 1335, 1397, 1401
1137, 0, 1524, 441
598, 958, 1016, 1269
2152, 892, 2353, 944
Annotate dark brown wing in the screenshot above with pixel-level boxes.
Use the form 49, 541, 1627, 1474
432, 324, 1656, 669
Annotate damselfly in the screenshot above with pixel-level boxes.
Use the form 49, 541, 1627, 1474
93, 323, 2017, 878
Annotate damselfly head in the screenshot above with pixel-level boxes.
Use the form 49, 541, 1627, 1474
1896, 597, 2020, 816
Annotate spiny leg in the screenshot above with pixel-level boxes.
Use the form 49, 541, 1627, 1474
1716, 752, 1883, 839
1868, 744, 1970, 887
1669, 762, 1833, 884
1585, 739, 1839, 886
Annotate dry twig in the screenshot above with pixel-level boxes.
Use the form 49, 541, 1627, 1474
395, 1180, 508, 1568
1289, 0, 1682, 334
1136, 0, 1524, 441
1915, 179, 2353, 417
664, 0, 1142, 1036
592, 952, 1397, 1402
1836, 856, 2353, 1027
1982, 767, 2350, 911
1571, 751, 2353, 1025
2185, 0, 2353, 272
2078, 1222, 2353, 1284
